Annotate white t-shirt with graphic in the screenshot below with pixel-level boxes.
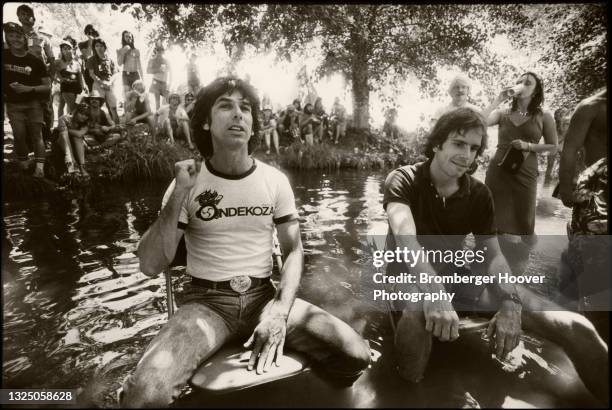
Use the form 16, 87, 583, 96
161, 159, 298, 281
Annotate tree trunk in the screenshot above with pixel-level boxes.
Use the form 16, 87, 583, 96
351, 56, 370, 130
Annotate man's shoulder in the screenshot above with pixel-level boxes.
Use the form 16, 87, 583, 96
254, 159, 287, 180
388, 162, 424, 183
466, 174, 492, 199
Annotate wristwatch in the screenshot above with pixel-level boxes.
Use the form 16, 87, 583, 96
499, 292, 522, 306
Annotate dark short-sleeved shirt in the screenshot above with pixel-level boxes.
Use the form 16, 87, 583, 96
86, 54, 116, 82
383, 160, 496, 236
383, 160, 496, 275
2, 49, 48, 103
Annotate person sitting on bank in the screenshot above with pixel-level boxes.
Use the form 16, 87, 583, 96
300, 103, 322, 146
183, 92, 196, 119
86, 38, 120, 123
261, 105, 280, 155
83, 91, 124, 149
383, 107, 608, 403
279, 103, 301, 143
116, 30, 143, 101
123, 80, 155, 130
120, 76, 371, 407
155, 92, 194, 149
54, 102, 91, 177
3, 21, 51, 179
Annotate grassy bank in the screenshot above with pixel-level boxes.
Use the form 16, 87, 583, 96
4, 126, 508, 200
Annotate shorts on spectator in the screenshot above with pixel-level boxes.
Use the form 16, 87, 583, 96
92, 81, 118, 108
123, 71, 141, 88
6, 100, 45, 124
150, 79, 169, 98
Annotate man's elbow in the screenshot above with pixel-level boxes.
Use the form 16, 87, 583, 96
139, 259, 162, 277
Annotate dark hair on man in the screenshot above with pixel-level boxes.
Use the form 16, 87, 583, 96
84, 24, 99, 38
292, 98, 302, 111
510, 71, 544, 116
63, 36, 77, 49
121, 30, 135, 49
191, 76, 261, 158
424, 107, 488, 160
17, 4, 34, 17
91, 38, 107, 52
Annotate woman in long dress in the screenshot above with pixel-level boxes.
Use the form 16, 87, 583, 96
483, 72, 558, 236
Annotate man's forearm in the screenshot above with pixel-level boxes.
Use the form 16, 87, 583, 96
270, 248, 303, 317
488, 253, 520, 300
138, 186, 188, 275
393, 236, 446, 294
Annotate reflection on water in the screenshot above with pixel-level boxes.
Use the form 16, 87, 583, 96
2, 168, 586, 406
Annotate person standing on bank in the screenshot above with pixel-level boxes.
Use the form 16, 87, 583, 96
384, 108, 608, 403
17, 4, 55, 144
78, 24, 99, 92
121, 77, 371, 407
54, 40, 87, 115
3, 22, 51, 179
147, 41, 171, 111
86, 38, 120, 123
431, 73, 481, 126
116, 30, 143, 101
482, 72, 558, 237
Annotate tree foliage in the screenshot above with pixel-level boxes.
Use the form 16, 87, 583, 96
132, 3, 606, 127
494, 3, 607, 109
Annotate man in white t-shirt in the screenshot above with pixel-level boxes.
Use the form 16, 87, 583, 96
430, 74, 481, 127
121, 77, 371, 407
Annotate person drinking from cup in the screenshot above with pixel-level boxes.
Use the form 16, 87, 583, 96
481, 72, 558, 239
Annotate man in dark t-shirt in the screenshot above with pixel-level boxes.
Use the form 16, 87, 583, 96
383, 108, 608, 403
3, 22, 51, 178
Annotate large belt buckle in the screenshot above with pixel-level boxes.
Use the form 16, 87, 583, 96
230, 275, 252, 293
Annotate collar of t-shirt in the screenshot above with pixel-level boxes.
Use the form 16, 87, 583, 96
418, 159, 471, 199
204, 158, 257, 180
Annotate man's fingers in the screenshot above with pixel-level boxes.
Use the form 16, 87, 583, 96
432, 321, 442, 339
495, 332, 506, 359
450, 320, 460, 341
257, 343, 272, 374
275, 340, 285, 367
486, 318, 496, 339
244, 333, 254, 349
425, 316, 433, 333
247, 338, 263, 371
440, 322, 451, 342
263, 343, 276, 372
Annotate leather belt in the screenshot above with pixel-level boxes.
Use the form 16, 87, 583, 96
191, 275, 271, 293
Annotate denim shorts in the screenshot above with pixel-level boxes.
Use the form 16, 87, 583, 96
6, 100, 45, 124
